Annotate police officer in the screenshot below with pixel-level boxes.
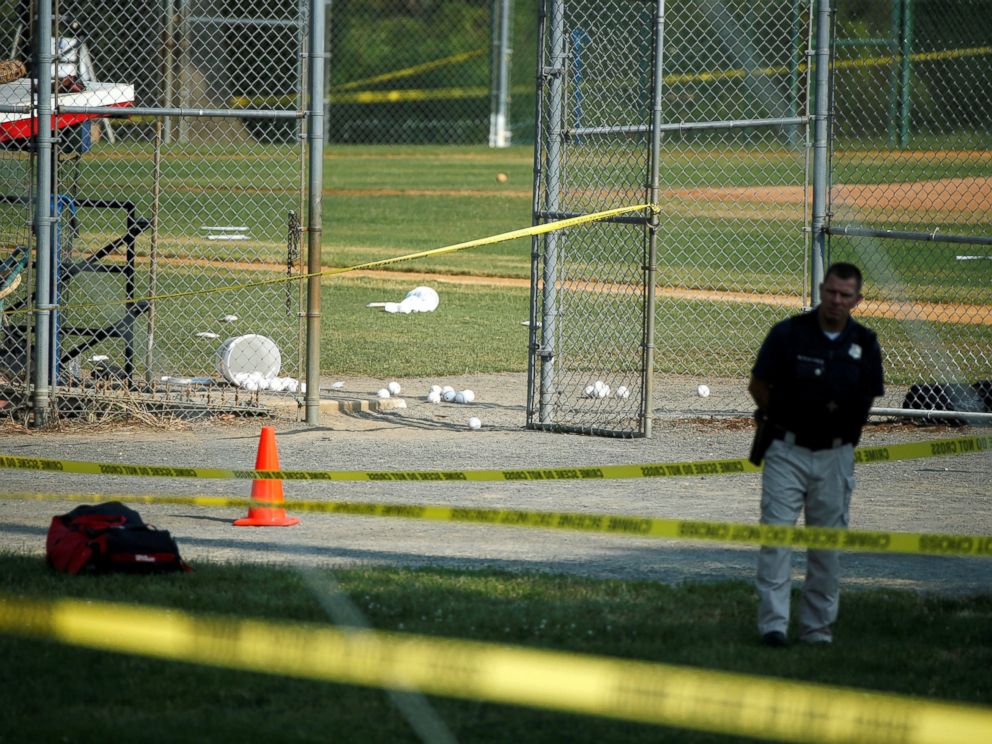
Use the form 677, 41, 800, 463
748, 262, 884, 647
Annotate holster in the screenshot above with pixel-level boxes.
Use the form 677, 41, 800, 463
749, 409, 774, 466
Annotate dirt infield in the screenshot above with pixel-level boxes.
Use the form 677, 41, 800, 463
671, 176, 992, 215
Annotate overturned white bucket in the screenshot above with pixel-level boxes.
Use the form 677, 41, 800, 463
216, 334, 281, 384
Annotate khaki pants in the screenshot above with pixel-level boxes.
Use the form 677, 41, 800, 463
756, 437, 855, 642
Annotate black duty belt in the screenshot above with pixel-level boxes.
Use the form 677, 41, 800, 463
772, 429, 850, 451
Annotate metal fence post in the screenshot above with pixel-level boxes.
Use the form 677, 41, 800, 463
642, 0, 666, 439
305, 0, 325, 425
538, 0, 565, 424
489, 0, 513, 148
32, 0, 55, 426
898, 0, 913, 148
810, 0, 832, 306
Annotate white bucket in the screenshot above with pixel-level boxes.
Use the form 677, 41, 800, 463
216, 334, 281, 383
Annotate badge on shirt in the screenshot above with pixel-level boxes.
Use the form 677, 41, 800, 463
849, 343, 862, 360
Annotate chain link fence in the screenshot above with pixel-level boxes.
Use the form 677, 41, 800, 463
527, 0, 657, 436
3, 0, 989, 430
828, 0, 992, 415
528, 0, 990, 436
1, 0, 309, 424
528, 0, 812, 435
326, 0, 489, 143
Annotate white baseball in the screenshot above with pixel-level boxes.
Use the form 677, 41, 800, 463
442, 385, 454, 394
697, 384, 710, 398
468, 417, 482, 430
615, 385, 630, 399
377, 388, 391, 398
387, 381, 401, 395
461, 389, 475, 403
427, 390, 442, 403
584, 384, 595, 398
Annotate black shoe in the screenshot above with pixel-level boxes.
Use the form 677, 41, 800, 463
761, 631, 788, 648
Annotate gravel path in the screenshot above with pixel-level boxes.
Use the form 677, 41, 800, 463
1, 373, 989, 595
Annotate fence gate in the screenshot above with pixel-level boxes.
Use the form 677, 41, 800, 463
527, 0, 813, 436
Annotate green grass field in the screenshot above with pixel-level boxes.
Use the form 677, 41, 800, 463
12, 141, 988, 384
2, 555, 990, 743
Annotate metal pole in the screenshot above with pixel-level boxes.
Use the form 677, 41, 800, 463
886, 0, 901, 147
177, 2, 189, 143
304, 0, 325, 425
788, 0, 800, 146
525, 0, 548, 427
163, 0, 175, 144
871, 407, 992, 424
489, 0, 498, 144
323, 0, 332, 142
809, 0, 832, 307
32, 0, 55, 426
539, 0, 565, 424
146, 120, 163, 387
489, 0, 513, 148
899, 0, 912, 148
641, 0, 665, 439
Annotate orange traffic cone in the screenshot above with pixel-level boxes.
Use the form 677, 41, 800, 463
234, 426, 300, 527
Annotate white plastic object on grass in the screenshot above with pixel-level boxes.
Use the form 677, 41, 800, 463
216, 335, 280, 384
380, 286, 440, 314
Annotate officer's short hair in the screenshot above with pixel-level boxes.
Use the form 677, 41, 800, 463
825, 262, 863, 292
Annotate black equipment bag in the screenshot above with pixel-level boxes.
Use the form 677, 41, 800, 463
46, 502, 190, 575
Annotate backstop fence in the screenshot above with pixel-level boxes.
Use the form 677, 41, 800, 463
526, 0, 991, 436
1, 0, 315, 424
1, 0, 989, 431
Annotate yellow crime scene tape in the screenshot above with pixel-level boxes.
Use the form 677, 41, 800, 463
0, 593, 990, 744
230, 48, 488, 108
233, 44, 992, 108
1, 434, 988, 483
4, 490, 991, 558
1, 203, 650, 319
664, 44, 992, 85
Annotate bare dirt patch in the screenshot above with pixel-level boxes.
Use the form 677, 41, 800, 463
666, 176, 992, 215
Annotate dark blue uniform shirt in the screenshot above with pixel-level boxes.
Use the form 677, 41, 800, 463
752, 311, 885, 446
